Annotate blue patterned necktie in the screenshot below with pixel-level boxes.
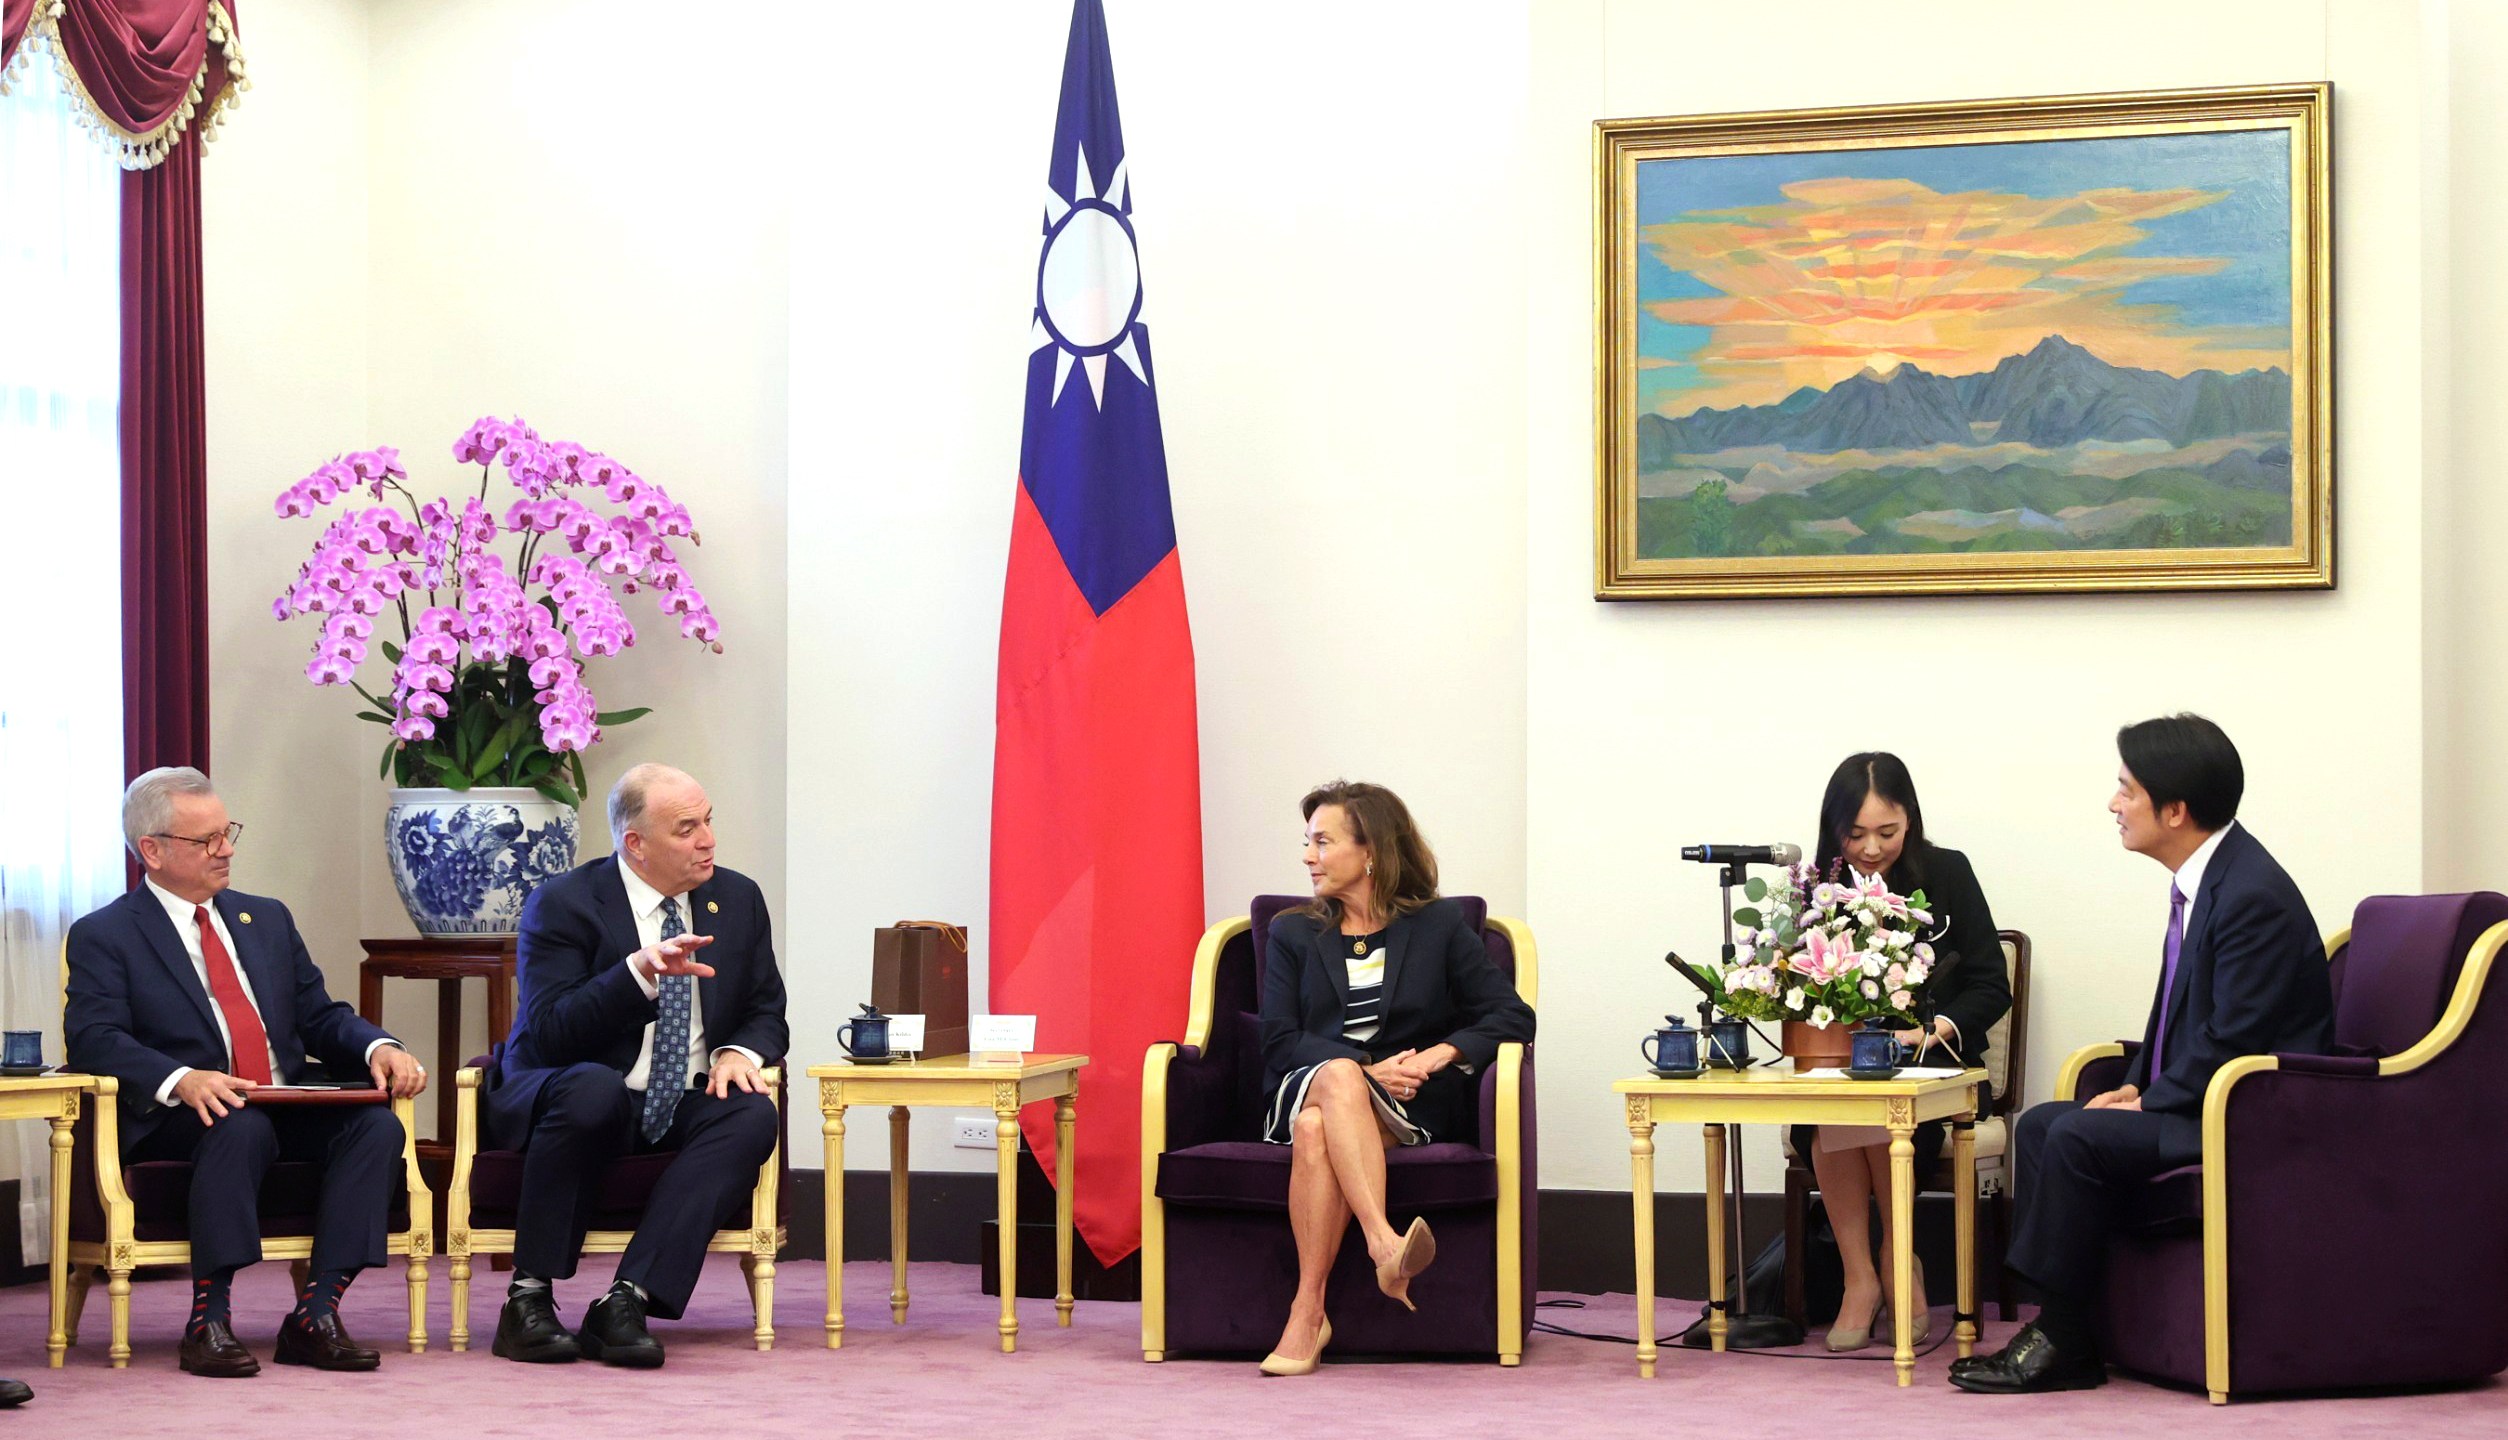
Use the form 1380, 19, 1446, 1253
641, 897, 692, 1143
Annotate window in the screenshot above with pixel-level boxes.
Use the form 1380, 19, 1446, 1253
0, 48, 125, 1263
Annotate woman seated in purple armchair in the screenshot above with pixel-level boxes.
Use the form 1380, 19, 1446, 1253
1253, 781, 1535, 1376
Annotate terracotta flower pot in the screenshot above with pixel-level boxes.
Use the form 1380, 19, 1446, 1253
1781, 1020, 1854, 1067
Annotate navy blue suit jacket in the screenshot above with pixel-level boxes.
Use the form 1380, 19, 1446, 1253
66, 886, 391, 1155
2127, 824, 2335, 1115
487, 858, 788, 1146
1259, 897, 1535, 1098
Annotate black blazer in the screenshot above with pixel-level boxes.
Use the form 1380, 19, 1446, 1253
1886, 846, 2012, 1073
488, 858, 789, 1144
2126, 824, 2334, 1115
66, 886, 392, 1155
1259, 897, 1534, 1096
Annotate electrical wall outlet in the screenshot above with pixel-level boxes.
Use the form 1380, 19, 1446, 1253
952, 1114, 997, 1149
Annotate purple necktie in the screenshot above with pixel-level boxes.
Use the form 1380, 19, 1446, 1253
2149, 882, 2187, 1077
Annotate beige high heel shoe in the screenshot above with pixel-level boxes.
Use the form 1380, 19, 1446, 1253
1825, 1289, 1886, 1352
1375, 1217, 1437, 1311
1258, 1317, 1331, 1377
1879, 1257, 1932, 1345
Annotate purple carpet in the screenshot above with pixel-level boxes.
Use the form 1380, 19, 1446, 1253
1, 1257, 2497, 1435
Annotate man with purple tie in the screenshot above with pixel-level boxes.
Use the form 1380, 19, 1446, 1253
1953, 715, 2334, 1394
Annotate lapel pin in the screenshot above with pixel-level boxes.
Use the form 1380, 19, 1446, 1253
238, 912, 253, 924
706, 901, 719, 915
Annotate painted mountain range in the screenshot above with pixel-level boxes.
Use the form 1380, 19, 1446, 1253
1634, 336, 2295, 559
1639, 334, 2288, 464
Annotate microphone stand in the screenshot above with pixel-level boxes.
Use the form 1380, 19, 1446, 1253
1678, 858, 1804, 1350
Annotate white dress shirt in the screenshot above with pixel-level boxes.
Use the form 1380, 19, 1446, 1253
145, 879, 401, 1105
616, 858, 760, 1093
2170, 819, 2236, 912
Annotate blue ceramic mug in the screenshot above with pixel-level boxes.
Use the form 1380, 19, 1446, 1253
1850, 1023, 1909, 1072
1640, 1020, 1698, 1074
1, 1031, 41, 1071
1703, 1018, 1751, 1069
838, 1007, 891, 1060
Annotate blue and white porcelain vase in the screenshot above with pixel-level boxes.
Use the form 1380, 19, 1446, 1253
385, 787, 580, 936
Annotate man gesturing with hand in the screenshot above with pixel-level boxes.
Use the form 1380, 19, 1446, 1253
482, 764, 788, 1368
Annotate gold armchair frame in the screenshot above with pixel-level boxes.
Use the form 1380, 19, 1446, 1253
2051, 923, 2507, 1403
1140, 913, 1539, 1366
58, 953, 433, 1367
446, 1064, 785, 1351
64, 1083, 432, 1366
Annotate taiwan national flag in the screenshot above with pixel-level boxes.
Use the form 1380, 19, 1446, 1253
990, 0, 1203, 1267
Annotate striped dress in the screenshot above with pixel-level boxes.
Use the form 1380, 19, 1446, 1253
1263, 927, 1433, 1146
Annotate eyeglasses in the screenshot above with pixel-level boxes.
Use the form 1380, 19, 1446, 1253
151, 823, 244, 852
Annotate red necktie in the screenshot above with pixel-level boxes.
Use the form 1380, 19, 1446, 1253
194, 905, 273, 1085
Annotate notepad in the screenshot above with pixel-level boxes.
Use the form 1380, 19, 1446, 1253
1794, 1066, 1971, 1080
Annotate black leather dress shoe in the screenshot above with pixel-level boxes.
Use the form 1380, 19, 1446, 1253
1948, 1323, 2106, 1394
492, 1290, 581, 1363
0, 1378, 30, 1407
178, 1320, 261, 1378
274, 1311, 381, 1372
576, 1289, 664, 1369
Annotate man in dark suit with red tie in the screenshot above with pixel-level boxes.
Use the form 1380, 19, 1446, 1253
1953, 715, 2335, 1394
66, 767, 427, 1378
483, 763, 786, 1368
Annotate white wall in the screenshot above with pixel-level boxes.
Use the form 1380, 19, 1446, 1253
203, 0, 372, 1003
205, 0, 789, 1070
787, 2, 1534, 1174
200, 0, 2502, 1203
1525, 0, 2438, 1192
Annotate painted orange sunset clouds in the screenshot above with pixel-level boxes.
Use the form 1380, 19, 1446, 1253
1641, 176, 2292, 412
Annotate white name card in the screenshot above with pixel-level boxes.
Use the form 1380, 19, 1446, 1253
885, 1015, 927, 1053
970, 1014, 1037, 1059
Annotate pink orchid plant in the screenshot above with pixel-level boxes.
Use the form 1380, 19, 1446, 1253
270, 417, 721, 806
1711, 859, 1938, 1028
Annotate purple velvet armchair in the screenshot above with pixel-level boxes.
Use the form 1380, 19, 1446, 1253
1139, 896, 1537, 1364
444, 1055, 789, 1352
2052, 891, 2508, 1402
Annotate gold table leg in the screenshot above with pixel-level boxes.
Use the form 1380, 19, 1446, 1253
995, 1095, 1021, 1353
1054, 1088, 1076, 1327
1703, 1123, 1728, 1353
822, 1095, 846, 1349
1889, 1106, 1917, 1387
889, 1106, 911, 1324
1629, 1104, 1658, 1379
1954, 1102, 1978, 1361
47, 1100, 73, 1369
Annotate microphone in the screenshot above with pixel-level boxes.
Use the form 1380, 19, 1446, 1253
1662, 950, 1721, 999
1679, 842, 1801, 866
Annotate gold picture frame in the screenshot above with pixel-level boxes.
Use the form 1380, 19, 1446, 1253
1595, 85, 2332, 600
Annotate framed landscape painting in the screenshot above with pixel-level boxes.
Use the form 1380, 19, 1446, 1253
1594, 85, 2331, 599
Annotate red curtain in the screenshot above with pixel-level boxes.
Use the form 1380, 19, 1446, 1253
1, 0, 32, 64
6, 2, 231, 148
122, 131, 211, 781
4, 2, 241, 782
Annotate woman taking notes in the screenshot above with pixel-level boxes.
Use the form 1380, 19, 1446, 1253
1254, 781, 1536, 1376
1799, 753, 2012, 1351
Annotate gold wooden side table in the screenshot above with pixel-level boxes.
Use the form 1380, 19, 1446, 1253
1615, 1065, 1985, 1387
0, 1072, 89, 1367
809, 1053, 1086, 1353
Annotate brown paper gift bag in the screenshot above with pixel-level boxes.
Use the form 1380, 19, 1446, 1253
872, 921, 970, 1057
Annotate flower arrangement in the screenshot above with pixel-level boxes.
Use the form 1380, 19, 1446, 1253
270, 417, 721, 807
1713, 860, 1939, 1028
